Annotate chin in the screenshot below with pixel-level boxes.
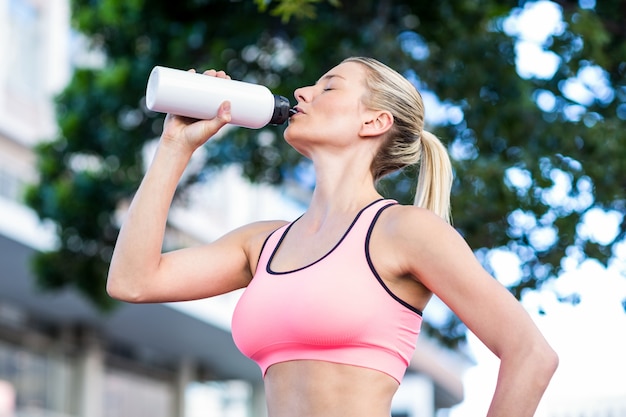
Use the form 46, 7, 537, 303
283, 128, 311, 158
283, 124, 298, 143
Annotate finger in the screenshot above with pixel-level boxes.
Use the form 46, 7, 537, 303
202, 69, 230, 80
215, 70, 231, 80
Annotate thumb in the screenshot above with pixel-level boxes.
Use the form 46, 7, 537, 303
195, 100, 231, 140
216, 100, 232, 125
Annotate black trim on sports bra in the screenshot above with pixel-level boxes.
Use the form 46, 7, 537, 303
266, 198, 386, 275
365, 203, 424, 316
253, 223, 289, 276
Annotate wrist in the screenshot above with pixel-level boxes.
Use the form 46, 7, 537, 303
157, 136, 196, 161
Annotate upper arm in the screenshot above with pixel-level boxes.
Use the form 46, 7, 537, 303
110, 220, 286, 303
390, 207, 545, 358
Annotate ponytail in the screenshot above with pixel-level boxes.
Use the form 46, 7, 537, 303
414, 131, 453, 224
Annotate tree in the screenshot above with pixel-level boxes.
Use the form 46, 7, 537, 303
25, 0, 626, 345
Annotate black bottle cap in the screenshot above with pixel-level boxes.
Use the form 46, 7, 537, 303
270, 95, 291, 125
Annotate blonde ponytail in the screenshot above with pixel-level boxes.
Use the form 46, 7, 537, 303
414, 131, 453, 224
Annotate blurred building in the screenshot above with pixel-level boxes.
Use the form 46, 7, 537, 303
0, 1, 469, 416
541, 395, 626, 417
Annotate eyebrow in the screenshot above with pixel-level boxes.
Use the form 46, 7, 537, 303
316, 74, 346, 84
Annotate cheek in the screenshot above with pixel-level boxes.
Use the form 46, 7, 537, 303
283, 105, 362, 142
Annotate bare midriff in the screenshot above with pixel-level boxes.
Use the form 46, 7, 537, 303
263, 360, 400, 417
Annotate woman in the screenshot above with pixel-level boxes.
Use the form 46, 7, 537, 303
107, 57, 558, 417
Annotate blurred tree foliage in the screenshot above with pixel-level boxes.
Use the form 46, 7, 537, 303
25, 0, 626, 346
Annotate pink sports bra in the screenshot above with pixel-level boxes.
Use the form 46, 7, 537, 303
231, 199, 423, 383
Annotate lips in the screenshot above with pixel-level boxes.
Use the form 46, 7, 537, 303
290, 107, 304, 116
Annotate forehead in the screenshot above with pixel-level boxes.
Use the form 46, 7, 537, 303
317, 61, 366, 84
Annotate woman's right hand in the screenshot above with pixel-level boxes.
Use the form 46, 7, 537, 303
159, 69, 232, 154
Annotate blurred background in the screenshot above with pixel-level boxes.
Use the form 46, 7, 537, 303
0, 0, 624, 416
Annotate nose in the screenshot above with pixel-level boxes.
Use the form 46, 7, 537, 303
294, 85, 312, 103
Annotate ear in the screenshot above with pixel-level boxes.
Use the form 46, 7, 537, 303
360, 110, 394, 138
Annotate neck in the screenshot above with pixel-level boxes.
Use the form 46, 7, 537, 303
305, 158, 382, 221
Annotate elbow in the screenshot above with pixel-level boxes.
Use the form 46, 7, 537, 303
106, 272, 145, 303
105, 278, 129, 302
529, 340, 559, 388
500, 337, 559, 389
542, 344, 559, 379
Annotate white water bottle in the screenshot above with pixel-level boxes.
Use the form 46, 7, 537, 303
145, 66, 292, 129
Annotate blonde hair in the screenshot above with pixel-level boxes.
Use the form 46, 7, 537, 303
343, 57, 453, 223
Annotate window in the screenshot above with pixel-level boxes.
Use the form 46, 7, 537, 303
0, 341, 74, 415
6, 0, 43, 98
104, 369, 174, 417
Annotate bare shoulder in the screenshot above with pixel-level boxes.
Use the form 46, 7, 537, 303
231, 219, 290, 268
375, 204, 474, 285
377, 204, 458, 245
227, 219, 289, 250
234, 219, 289, 238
